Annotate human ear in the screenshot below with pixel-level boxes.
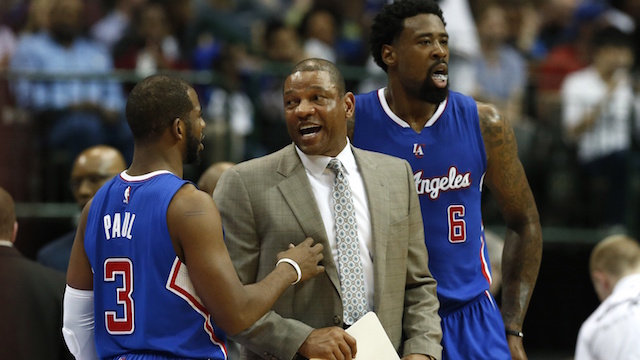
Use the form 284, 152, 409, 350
11, 221, 17, 243
381, 45, 395, 67
344, 92, 355, 118
172, 118, 183, 139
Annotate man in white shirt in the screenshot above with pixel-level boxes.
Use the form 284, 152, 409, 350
575, 234, 640, 360
560, 25, 639, 228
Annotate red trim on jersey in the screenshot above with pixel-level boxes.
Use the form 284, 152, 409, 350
167, 258, 228, 357
479, 234, 492, 286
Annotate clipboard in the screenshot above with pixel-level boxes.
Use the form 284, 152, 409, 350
311, 312, 400, 360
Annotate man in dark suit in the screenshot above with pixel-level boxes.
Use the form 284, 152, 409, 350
213, 58, 442, 360
0, 186, 73, 360
37, 145, 127, 273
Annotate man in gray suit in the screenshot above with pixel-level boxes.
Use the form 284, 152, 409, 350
213, 58, 442, 360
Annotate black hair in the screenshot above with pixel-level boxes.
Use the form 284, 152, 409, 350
264, 18, 288, 47
125, 74, 193, 142
297, 4, 341, 39
289, 58, 346, 96
591, 25, 634, 51
370, 0, 446, 72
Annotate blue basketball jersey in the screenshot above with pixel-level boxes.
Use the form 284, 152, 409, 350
85, 170, 228, 360
353, 89, 492, 312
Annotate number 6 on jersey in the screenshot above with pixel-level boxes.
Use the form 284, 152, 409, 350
448, 205, 466, 243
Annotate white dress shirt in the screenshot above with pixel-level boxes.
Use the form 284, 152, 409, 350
575, 273, 640, 360
561, 66, 636, 163
295, 140, 374, 311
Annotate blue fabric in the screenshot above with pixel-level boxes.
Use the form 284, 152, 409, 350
9, 31, 133, 161
86, 172, 228, 360
441, 291, 510, 360
353, 90, 491, 312
10, 31, 124, 111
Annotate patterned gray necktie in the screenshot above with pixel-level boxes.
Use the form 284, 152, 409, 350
327, 158, 367, 325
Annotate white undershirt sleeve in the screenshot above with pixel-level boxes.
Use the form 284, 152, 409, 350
62, 285, 99, 360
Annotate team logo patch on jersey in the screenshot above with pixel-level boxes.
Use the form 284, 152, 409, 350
412, 143, 425, 158
123, 186, 131, 204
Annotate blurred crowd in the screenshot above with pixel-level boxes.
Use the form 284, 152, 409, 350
1, 0, 640, 233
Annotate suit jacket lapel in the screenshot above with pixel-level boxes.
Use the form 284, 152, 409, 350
276, 145, 342, 293
353, 147, 390, 312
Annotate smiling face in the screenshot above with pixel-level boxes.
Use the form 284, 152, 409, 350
387, 13, 449, 103
283, 70, 354, 157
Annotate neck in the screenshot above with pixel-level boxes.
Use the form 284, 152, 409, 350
385, 84, 439, 131
127, 144, 184, 178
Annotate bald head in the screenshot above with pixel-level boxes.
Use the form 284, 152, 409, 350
590, 234, 640, 301
0, 187, 16, 241
197, 162, 234, 196
71, 145, 128, 209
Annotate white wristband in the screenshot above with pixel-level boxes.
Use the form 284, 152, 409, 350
276, 258, 302, 285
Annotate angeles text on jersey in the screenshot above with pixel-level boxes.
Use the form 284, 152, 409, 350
103, 212, 136, 240
414, 166, 472, 200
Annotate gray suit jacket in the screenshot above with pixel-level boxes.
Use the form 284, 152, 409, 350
213, 144, 442, 360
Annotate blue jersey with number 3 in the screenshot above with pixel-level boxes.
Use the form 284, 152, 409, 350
85, 170, 228, 360
353, 89, 491, 312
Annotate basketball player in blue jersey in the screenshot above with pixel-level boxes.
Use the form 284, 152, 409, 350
349, 1, 542, 359
62, 74, 325, 360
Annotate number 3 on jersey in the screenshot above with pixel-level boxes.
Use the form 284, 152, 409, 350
447, 205, 467, 243
104, 258, 135, 334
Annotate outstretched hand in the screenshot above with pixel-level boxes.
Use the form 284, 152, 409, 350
277, 237, 324, 283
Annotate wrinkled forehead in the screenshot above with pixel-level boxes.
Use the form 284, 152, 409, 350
285, 70, 335, 93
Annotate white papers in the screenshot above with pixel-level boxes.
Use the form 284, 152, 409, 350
311, 312, 400, 360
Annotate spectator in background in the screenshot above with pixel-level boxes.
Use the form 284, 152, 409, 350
113, 1, 184, 79
560, 25, 638, 229
0, 24, 15, 71
197, 161, 234, 196
575, 234, 640, 360
9, 0, 132, 171
90, 0, 148, 52
536, 2, 608, 95
611, 0, 640, 71
37, 145, 127, 273
204, 45, 255, 163
20, 0, 52, 35
0, 186, 73, 360
298, 5, 340, 63
255, 18, 308, 155
438, 0, 480, 95
472, 2, 527, 125
529, 0, 579, 60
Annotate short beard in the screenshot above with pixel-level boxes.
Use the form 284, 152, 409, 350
418, 61, 449, 104
419, 79, 448, 104
184, 121, 201, 165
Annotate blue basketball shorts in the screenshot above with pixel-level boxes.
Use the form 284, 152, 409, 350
440, 290, 511, 360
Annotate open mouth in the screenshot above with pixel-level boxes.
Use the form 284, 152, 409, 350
431, 68, 448, 88
300, 124, 322, 137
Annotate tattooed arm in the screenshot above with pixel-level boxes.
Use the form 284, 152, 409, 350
477, 102, 542, 360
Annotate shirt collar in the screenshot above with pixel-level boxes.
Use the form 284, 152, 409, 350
295, 138, 357, 178
0, 240, 13, 247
